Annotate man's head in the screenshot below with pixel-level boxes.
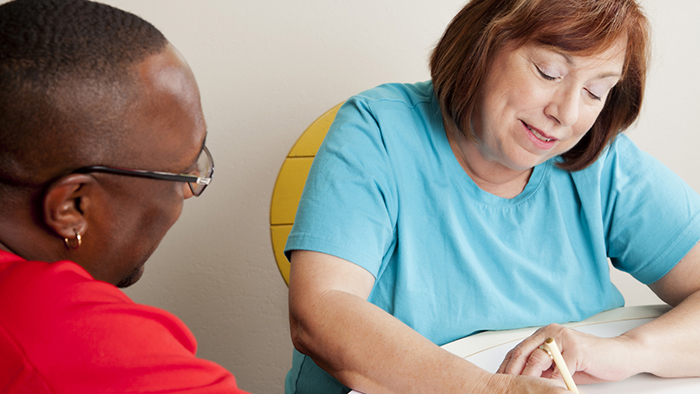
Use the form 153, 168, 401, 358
0, 0, 208, 287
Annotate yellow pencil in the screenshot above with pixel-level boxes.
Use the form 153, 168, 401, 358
543, 337, 579, 393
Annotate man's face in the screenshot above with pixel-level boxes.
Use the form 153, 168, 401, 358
82, 44, 207, 287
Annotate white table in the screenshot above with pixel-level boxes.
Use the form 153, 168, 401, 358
351, 305, 700, 393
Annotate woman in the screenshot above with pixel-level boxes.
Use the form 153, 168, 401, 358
285, 0, 700, 393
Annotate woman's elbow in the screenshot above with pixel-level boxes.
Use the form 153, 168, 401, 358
289, 309, 312, 355
288, 292, 328, 358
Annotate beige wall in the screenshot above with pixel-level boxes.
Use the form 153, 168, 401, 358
7, 0, 699, 393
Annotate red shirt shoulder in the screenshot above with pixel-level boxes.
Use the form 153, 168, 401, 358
0, 251, 248, 394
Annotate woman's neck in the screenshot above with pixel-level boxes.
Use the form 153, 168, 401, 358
445, 121, 532, 199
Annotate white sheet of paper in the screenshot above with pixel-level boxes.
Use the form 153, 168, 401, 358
464, 318, 700, 393
348, 306, 700, 393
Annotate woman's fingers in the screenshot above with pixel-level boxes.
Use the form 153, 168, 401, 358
498, 324, 564, 375
521, 347, 556, 377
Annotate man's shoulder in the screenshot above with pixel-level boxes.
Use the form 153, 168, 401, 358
0, 256, 127, 305
0, 257, 242, 393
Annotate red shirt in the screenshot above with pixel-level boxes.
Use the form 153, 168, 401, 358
0, 250, 250, 393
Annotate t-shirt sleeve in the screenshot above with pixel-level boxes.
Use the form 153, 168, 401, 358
601, 135, 700, 284
284, 96, 398, 277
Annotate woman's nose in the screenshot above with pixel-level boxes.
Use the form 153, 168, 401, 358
545, 86, 580, 127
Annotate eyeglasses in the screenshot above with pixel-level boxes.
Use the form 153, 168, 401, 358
72, 146, 214, 197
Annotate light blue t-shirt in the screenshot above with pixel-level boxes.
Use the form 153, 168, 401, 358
284, 81, 700, 394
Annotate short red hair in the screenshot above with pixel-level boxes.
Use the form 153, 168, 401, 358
430, 0, 650, 171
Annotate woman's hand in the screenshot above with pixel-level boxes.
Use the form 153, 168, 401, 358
497, 324, 641, 385
488, 373, 588, 394
499, 244, 700, 385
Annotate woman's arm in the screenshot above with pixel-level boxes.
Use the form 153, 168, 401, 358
288, 250, 573, 394
625, 240, 700, 377
498, 241, 700, 382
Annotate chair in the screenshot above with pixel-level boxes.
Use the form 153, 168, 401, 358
270, 103, 343, 285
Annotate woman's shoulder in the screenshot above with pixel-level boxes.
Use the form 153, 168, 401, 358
568, 133, 693, 202
571, 133, 653, 177
335, 81, 441, 133
350, 80, 435, 108
328, 81, 443, 153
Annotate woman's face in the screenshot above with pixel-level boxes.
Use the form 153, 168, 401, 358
470, 39, 627, 173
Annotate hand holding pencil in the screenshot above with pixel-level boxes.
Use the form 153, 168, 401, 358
541, 337, 579, 393
497, 323, 641, 391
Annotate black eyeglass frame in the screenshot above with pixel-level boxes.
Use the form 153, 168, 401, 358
71, 146, 214, 197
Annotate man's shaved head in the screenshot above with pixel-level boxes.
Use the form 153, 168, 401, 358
0, 0, 168, 189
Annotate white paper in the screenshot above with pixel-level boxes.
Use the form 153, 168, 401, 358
464, 319, 700, 393
349, 307, 700, 393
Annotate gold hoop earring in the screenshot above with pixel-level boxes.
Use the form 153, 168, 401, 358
63, 230, 82, 250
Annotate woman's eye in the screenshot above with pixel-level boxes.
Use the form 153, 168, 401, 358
535, 65, 557, 81
585, 88, 602, 101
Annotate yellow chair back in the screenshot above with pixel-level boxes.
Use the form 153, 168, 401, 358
269, 103, 343, 285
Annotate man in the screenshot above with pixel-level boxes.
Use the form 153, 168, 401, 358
0, 0, 249, 392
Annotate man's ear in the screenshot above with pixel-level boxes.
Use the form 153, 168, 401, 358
43, 174, 95, 240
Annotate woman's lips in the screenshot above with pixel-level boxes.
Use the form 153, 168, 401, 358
521, 120, 557, 149
522, 121, 556, 142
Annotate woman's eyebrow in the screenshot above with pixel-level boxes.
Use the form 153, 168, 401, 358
551, 48, 622, 79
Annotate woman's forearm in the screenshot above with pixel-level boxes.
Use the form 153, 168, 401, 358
288, 250, 569, 394
623, 290, 700, 378
290, 288, 494, 393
